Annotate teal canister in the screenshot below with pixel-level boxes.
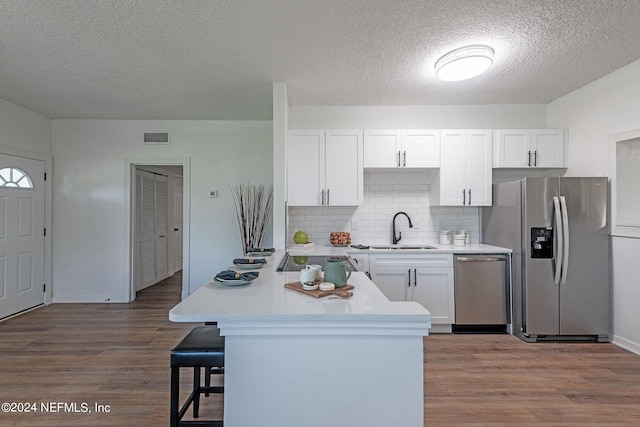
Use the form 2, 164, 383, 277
323, 259, 352, 288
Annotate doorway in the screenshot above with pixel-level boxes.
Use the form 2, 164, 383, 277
126, 158, 190, 302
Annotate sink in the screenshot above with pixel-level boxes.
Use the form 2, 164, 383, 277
369, 245, 436, 250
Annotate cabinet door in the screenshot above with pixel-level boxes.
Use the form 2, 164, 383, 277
349, 254, 370, 275
325, 130, 363, 206
465, 129, 492, 206
287, 130, 324, 206
439, 130, 467, 205
532, 129, 566, 168
494, 129, 531, 168
369, 268, 411, 302
363, 130, 401, 168
411, 268, 455, 325
402, 130, 440, 168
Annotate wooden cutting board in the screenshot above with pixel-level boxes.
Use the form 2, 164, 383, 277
284, 281, 354, 298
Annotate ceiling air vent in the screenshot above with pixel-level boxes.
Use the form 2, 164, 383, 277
143, 132, 170, 145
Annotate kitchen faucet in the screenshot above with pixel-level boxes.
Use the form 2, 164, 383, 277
392, 211, 413, 244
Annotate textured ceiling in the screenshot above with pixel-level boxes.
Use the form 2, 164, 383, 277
1, 0, 640, 120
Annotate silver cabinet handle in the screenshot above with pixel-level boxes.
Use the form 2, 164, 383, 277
456, 256, 507, 262
528, 150, 532, 167
321, 189, 325, 205
462, 189, 466, 205
403, 151, 407, 167
413, 268, 417, 286
468, 189, 471, 205
397, 151, 401, 167
533, 150, 538, 167
407, 269, 411, 287
327, 189, 330, 205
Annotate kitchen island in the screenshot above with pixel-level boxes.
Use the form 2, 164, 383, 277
169, 251, 431, 427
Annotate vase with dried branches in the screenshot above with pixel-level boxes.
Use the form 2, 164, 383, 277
230, 183, 274, 255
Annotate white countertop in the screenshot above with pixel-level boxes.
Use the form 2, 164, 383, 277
169, 250, 430, 324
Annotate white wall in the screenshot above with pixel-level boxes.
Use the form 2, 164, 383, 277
286, 104, 548, 245
289, 104, 548, 129
0, 98, 51, 156
52, 120, 272, 302
548, 58, 640, 352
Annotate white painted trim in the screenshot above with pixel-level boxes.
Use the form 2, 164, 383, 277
52, 295, 129, 303
124, 157, 191, 302
609, 129, 640, 238
611, 334, 640, 356
272, 82, 288, 249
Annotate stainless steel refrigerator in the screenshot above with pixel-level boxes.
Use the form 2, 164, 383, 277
482, 177, 609, 342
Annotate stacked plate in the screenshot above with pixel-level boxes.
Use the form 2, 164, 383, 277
214, 270, 259, 286
233, 258, 267, 270
246, 247, 275, 257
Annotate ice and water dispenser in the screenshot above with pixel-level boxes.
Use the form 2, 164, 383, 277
531, 227, 553, 258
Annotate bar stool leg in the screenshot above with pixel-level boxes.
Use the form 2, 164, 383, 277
204, 366, 211, 397
170, 366, 180, 427
193, 366, 201, 418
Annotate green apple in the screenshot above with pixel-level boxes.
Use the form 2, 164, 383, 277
293, 230, 309, 244
293, 256, 309, 265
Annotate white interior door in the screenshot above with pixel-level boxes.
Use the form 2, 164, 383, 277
135, 169, 169, 292
0, 154, 45, 319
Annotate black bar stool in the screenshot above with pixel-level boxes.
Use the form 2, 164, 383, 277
170, 325, 225, 426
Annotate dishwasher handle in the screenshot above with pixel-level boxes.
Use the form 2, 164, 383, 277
455, 256, 507, 262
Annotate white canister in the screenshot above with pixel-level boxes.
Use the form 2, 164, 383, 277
458, 230, 471, 245
300, 269, 315, 284
305, 264, 322, 281
453, 233, 466, 246
439, 230, 452, 245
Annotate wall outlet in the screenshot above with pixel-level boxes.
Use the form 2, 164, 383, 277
209, 190, 218, 198
351, 220, 358, 230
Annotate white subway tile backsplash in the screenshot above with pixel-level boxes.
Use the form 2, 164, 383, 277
287, 169, 481, 246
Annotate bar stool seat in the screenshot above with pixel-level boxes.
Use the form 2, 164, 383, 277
170, 325, 224, 427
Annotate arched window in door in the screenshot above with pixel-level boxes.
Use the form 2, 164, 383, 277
0, 167, 34, 189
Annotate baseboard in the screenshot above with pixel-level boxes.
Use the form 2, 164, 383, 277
52, 295, 129, 303
611, 334, 640, 356
429, 324, 452, 333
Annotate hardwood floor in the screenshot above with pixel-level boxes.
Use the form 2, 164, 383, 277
0, 272, 638, 426
424, 334, 640, 426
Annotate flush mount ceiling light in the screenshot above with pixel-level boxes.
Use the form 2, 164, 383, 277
435, 45, 494, 81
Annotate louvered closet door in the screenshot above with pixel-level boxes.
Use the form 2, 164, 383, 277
154, 175, 168, 280
135, 169, 169, 292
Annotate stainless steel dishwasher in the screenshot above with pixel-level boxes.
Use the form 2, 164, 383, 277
453, 254, 510, 333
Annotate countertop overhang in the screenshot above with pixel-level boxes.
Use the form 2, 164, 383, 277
169, 249, 431, 336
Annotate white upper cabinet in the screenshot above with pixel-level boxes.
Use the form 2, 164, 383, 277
437, 129, 492, 206
364, 129, 440, 168
287, 130, 363, 206
325, 130, 364, 205
363, 130, 401, 168
494, 129, 567, 168
402, 130, 440, 168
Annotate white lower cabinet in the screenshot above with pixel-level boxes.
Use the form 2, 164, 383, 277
369, 254, 455, 329
349, 253, 370, 276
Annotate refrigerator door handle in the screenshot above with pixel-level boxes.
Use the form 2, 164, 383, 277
560, 195, 570, 285
553, 196, 563, 285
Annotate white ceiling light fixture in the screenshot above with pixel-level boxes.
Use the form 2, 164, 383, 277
435, 45, 494, 81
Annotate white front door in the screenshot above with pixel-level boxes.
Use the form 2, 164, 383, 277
0, 154, 45, 319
